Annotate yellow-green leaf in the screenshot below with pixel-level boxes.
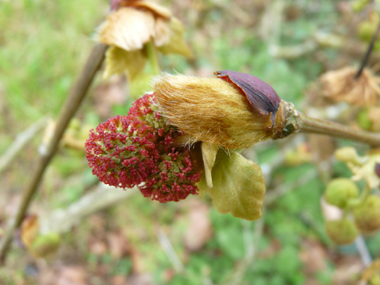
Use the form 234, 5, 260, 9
31, 233, 61, 258
104, 46, 146, 81
129, 72, 155, 100
158, 17, 192, 58
201, 142, 219, 188
198, 150, 266, 221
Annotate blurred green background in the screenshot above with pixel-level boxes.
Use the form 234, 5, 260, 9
1, 0, 380, 284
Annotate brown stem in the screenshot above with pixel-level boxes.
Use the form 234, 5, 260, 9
0, 43, 108, 264
355, 20, 380, 79
297, 113, 380, 147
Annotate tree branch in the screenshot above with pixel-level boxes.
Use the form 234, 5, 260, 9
40, 184, 137, 234
297, 113, 380, 147
355, 20, 380, 79
278, 101, 380, 147
0, 43, 108, 264
0, 117, 48, 174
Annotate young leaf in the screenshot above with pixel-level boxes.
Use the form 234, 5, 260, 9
201, 142, 219, 188
104, 46, 146, 80
158, 17, 192, 58
198, 150, 266, 221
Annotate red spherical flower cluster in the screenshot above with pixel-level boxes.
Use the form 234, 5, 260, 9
85, 93, 202, 202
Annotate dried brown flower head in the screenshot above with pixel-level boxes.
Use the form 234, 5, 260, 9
320, 66, 380, 106
97, 1, 172, 51
95, 0, 191, 80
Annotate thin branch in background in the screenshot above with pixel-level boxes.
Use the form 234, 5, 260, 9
40, 184, 137, 234
157, 227, 185, 273
0, 117, 48, 174
298, 212, 332, 247
355, 20, 380, 79
296, 112, 380, 147
355, 235, 372, 267
0, 43, 108, 264
221, 210, 265, 285
264, 168, 318, 206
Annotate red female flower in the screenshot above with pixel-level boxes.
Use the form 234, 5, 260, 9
85, 93, 202, 202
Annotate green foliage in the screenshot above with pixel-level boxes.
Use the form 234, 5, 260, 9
366, 232, 380, 256
245, 245, 305, 285
112, 258, 133, 275
249, 55, 308, 104
211, 208, 245, 260
169, 252, 234, 284
333, 160, 355, 179
0, 0, 107, 126
57, 184, 84, 208
315, 263, 335, 285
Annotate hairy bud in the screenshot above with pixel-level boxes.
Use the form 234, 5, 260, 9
153, 73, 284, 149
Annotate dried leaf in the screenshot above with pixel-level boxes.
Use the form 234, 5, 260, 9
158, 17, 192, 58
183, 199, 212, 251
299, 239, 328, 275
153, 17, 170, 47
107, 231, 130, 259
104, 46, 146, 81
57, 266, 88, 285
198, 150, 266, 221
111, 275, 127, 285
201, 142, 219, 188
361, 259, 380, 284
97, 8, 155, 51
126, 1, 172, 19
21, 215, 39, 249
332, 257, 363, 284
89, 240, 107, 255
320, 66, 380, 107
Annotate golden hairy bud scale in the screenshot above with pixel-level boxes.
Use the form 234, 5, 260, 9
152, 74, 283, 149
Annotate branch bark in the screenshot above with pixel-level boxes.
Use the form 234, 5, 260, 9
297, 113, 380, 147
356, 20, 380, 79
277, 101, 380, 147
40, 184, 137, 234
0, 117, 48, 174
0, 43, 108, 264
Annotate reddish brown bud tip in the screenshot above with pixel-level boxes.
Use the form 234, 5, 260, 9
214, 70, 281, 125
110, 0, 120, 11
375, 163, 380, 178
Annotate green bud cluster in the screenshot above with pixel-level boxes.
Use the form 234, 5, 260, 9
325, 178, 359, 209
353, 195, 380, 234
325, 219, 358, 245
324, 178, 380, 244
